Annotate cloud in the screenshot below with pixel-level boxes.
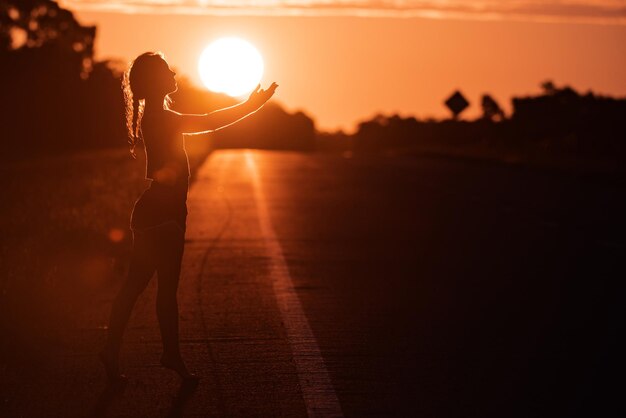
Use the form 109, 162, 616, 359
60, 0, 626, 24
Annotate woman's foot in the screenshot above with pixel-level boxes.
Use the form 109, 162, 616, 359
160, 353, 198, 381
99, 349, 127, 383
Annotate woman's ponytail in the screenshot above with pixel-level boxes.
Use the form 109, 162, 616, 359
122, 51, 167, 158
122, 64, 144, 159
130, 97, 140, 158
122, 68, 136, 158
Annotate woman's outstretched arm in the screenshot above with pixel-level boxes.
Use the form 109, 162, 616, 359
173, 82, 278, 134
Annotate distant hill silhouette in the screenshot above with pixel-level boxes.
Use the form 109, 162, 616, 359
211, 104, 315, 151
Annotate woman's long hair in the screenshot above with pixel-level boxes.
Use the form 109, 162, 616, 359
122, 51, 173, 158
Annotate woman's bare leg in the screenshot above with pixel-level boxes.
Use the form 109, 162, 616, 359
153, 222, 196, 379
101, 230, 156, 378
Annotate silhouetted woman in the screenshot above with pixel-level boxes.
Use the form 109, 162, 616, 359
100, 52, 277, 381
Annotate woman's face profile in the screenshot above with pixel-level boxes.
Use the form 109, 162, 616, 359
150, 57, 177, 96
161, 59, 177, 95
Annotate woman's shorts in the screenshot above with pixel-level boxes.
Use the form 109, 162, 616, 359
131, 180, 188, 233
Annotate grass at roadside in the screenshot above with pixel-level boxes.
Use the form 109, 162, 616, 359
0, 138, 212, 364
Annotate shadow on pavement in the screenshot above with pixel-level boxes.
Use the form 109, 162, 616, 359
92, 379, 127, 417
166, 379, 200, 418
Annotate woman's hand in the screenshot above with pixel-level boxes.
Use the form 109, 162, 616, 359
247, 82, 278, 110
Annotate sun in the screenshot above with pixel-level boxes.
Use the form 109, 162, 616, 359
198, 37, 264, 97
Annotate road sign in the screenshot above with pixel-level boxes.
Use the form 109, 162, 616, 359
445, 90, 469, 119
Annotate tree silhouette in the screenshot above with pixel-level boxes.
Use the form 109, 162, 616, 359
481, 94, 505, 121
1, 1, 95, 75
0, 3, 15, 50
541, 80, 557, 95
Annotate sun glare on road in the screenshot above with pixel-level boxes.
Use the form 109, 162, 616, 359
198, 37, 264, 97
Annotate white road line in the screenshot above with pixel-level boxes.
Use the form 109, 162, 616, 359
245, 151, 344, 418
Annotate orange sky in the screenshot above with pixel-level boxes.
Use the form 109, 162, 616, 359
69, 4, 626, 132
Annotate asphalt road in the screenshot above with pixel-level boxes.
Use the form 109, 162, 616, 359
2, 150, 625, 417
